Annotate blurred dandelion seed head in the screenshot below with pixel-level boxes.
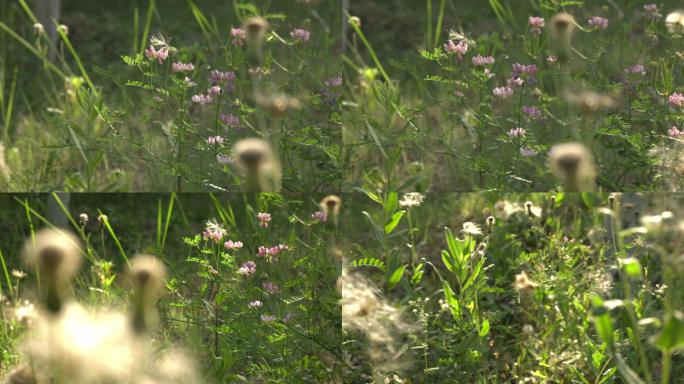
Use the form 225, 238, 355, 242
548, 143, 596, 192
22, 228, 82, 283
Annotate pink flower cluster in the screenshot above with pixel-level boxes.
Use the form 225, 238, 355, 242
206, 136, 224, 145
588, 16, 609, 30
669, 93, 684, 108
507, 77, 524, 88
472, 55, 495, 67
493, 86, 514, 98
263, 281, 280, 294
624, 64, 647, 76
522, 106, 542, 120
207, 86, 222, 96
325, 76, 343, 87
669, 127, 684, 139
191, 94, 213, 105
220, 114, 240, 128
145, 46, 169, 64
519, 147, 537, 157
528, 16, 545, 34
211, 70, 236, 83
257, 212, 271, 228
508, 128, 526, 138
172, 62, 195, 73
257, 244, 289, 263
311, 211, 327, 222
231, 27, 246, 46
644, 4, 661, 20
290, 28, 311, 42
443, 39, 468, 60
224, 240, 243, 250
237, 261, 257, 276
203, 224, 225, 243
512, 63, 538, 78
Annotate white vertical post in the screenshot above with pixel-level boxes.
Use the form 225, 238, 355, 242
46, 192, 70, 228
35, 0, 61, 60
341, 0, 349, 52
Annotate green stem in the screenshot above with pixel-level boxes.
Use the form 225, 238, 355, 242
426, 0, 433, 49
661, 350, 671, 384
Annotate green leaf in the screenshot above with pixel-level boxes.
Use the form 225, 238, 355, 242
385, 210, 406, 234
620, 258, 642, 279
351, 257, 386, 272
591, 295, 614, 346
362, 211, 385, 248
650, 312, 684, 352
479, 319, 490, 337
384, 192, 398, 218
441, 250, 455, 273
412, 263, 425, 285
442, 282, 461, 320
387, 264, 407, 290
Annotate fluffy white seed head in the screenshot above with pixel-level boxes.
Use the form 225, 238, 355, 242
232, 138, 281, 192
548, 143, 597, 192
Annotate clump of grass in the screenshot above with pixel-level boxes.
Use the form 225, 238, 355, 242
343, 192, 684, 382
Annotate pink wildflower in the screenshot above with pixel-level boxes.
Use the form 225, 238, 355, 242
493, 86, 514, 98
237, 261, 257, 276
508, 128, 526, 138
207, 86, 222, 96
207, 136, 224, 145
472, 55, 495, 66
528, 16, 545, 34
325, 76, 343, 87
145, 46, 169, 64
231, 27, 246, 46
669, 127, 684, 138
211, 70, 236, 83
669, 93, 684, 108
220, 114, 241, 128
263, 282, 280, 294
443, 39, 468, 60
191, 94, 213, 105
311, 211, 327, 222
290, 28, 311, 42
588, 16, 609, 30
522, 106, 542, 120
257, 212, 271, 228
172, 62, 195, 73
519, 147, 537, 157
224, 240, 244, 250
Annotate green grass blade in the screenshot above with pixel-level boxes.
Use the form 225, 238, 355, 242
140, 0, 156, 52
0, 21, 65, 79
160, 193, 176, 251
57, 28, 98, 96
0, 248, 13, 297
98, 209, 129, 266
